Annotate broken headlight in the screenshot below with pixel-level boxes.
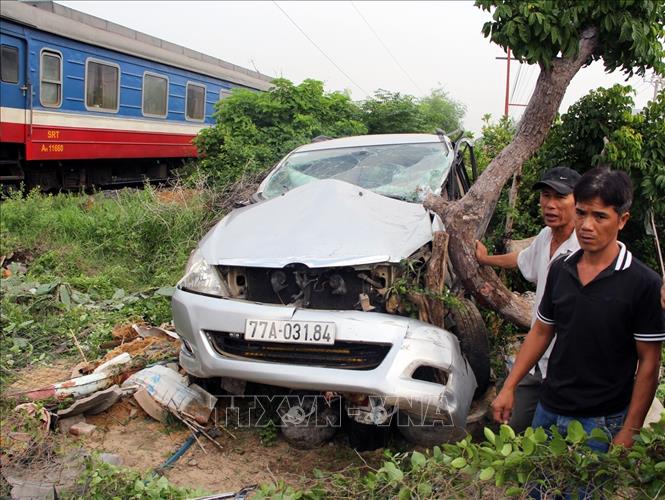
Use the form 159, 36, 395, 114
178, 249, 228, 297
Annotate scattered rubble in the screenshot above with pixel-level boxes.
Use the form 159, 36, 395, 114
69, 422, 97, 436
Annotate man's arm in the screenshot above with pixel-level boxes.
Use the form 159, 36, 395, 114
475, 240, 519, 269
661, 279, 665, 309
612, 341, 662, 448
492, 319, 555, 423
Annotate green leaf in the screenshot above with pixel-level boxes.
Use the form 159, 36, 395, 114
654, 462, 665, 471
381, 461, 403, 482
550, 436, 567, 455
522, 437, 535, 455
154, 286, 175, 297
484, 427, 496, 444
533, 427, 548, 443
589, 428, 610, 443
417, 482, 432, 497
567, 420, 585, 444
58, 285, 71, 308
500, 424, 516, 440
410, 451, 426, 469
451, 457, 467, 469
398, 487, 410, 500
506, 486, 524, 496
479, 466, 495, 481
35, 282, 57, 295
501, 443, 512, 456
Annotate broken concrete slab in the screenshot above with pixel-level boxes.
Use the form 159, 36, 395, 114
69, 422, 97, 436
133, 387, 167, 423
56, 385, 123, 418
99, 453, 123, 466
6, 478, 56, 500
57, 414, 86, 434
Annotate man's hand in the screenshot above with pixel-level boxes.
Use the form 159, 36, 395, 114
475, 240, 489, 265
491, 387, 515, 424
612, 428, 635, 449
660, 279, 665, 309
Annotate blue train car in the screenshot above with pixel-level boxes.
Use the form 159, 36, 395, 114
0, 1, 272, 189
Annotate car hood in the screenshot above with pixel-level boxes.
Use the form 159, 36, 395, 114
201, 179, 437, 268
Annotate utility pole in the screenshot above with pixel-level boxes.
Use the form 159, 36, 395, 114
496, 49, 527, 118
648, 74, 664, 99
504, 48, 511, 117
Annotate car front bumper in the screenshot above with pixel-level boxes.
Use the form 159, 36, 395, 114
172, 289, 477, 427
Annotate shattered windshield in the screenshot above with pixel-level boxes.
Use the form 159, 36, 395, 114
261, 142, 452, 202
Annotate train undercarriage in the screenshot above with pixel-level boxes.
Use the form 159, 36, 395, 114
0, 143, 183, 192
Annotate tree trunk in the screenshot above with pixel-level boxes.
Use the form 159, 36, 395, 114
425, 27, 599, 328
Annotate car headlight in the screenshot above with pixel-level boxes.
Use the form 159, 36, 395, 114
177, 249, 228, 297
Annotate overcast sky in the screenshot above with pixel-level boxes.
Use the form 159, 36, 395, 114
58, 1, 659, 134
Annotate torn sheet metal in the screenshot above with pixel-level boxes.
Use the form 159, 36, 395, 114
201, 179, 433, 268
56, 385, 123, 418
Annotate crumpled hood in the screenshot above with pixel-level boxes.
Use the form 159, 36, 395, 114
201, 179, 435, 268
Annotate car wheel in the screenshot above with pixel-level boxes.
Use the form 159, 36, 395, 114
397, 414, 467, 446
277, 391, 340, 449
449, 297, 490, 397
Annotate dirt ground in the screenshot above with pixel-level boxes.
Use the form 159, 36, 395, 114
2, 359, 386, 495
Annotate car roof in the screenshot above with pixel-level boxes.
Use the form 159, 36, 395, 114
294, 133, 444, 153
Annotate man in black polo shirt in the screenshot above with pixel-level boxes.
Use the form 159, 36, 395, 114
492, 167, 664, 451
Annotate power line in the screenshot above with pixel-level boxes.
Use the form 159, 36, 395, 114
350, 2, 424, 95
510, 62, 523, 102
272, 1, 368, 96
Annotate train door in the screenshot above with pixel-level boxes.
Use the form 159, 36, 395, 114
0, 32, 28, 184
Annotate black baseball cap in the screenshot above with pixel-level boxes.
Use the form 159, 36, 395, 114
533, 167, 581, 195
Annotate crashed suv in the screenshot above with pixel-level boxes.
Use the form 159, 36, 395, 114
172, 133, 489, 447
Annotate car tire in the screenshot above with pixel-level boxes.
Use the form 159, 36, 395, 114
344, 417, 390, 451
449, 297, 490, 397
397, 414, 467, 447
277, 392, 340, 449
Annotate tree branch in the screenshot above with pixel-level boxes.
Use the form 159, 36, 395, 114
426, 27, 599, 328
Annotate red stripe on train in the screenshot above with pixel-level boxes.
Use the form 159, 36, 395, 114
1, 122, 200, 160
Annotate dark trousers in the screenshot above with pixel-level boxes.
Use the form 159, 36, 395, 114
508, 367, 543, 433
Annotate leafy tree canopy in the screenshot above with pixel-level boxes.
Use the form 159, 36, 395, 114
362, 89, 466, 135
194, 78, 366, 185
476, 0, 665, 76
194, 80, 466, 186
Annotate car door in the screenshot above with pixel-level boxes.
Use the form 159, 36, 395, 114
0, 32, 28, 145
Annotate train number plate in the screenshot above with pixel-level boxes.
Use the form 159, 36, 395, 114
244, 319, 335, 345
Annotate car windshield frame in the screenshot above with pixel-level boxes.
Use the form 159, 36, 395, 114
260, 141, 454, 202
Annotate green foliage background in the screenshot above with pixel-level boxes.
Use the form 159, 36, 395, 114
193, 79, 465, 187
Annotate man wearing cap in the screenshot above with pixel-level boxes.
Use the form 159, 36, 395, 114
475, 166, 581, 432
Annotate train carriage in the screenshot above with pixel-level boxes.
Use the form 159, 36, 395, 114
0, 1, 272, 190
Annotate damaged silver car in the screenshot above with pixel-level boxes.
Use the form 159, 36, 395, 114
172, 133, 489, 448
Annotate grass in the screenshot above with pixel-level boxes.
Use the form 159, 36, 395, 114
0, 185, 219, 384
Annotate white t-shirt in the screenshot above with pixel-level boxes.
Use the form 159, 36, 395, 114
516, 226, 580, 377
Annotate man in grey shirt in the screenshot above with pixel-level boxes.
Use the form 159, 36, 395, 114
475, 166, 580, 431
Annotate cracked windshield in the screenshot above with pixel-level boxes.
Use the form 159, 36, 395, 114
262, 142, 452, 201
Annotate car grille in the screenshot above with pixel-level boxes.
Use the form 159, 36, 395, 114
227, 266, 387, 311
205, 331, 391, 370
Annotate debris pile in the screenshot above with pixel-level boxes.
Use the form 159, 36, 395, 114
0, 322, 237, 498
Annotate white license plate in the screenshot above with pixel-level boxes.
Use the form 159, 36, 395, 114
244, 319, 336, 345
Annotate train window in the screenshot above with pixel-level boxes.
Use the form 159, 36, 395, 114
40, 50, 62, 107
186, 82, 205, 121
1, 45, 19, 84
143, 73, 168, 117
85, 59, 120, 112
